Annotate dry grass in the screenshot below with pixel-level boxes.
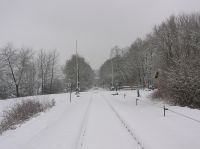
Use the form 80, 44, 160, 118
151, 89, 163, 99
0, 99, 55, 135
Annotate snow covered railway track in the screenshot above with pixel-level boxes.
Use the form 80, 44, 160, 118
74, 93, 93, 149
100, 94, 145, 149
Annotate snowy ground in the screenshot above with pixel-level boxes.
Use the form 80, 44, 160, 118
0, 89, 200, 149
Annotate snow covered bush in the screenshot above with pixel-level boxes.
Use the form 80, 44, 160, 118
0, 99, 55, 134
161, 58, 200, 107
154, 13, 200, 108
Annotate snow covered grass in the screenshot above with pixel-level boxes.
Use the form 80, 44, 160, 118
0, 92, 92, 149
0, 90, 200, 149
0, 95, 56, 121
104, 89, 200, 149
0, 98, 55, 135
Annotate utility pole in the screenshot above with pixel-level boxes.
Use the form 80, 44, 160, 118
67, 79, 72, 103
110, 48, 114, 91
111, 58, 114, 89
75, 40, 80, 96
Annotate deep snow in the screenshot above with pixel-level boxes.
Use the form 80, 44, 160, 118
0, 89, 200, 149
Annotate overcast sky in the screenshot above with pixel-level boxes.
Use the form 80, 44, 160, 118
0, 0, 199, 69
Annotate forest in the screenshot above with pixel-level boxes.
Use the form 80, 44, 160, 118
0, 45, 94, 99
99, 13, 200, 108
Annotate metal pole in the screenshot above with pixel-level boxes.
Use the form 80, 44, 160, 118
164, 105, 168, 117
111, 59, 114, 88
68, 80, 72, 103
76, 40, 79, 93
137, 89, 140, 97
164, 105, 166, 117
70, 86, 72, 103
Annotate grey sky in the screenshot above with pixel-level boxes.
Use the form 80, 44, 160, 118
0, 0, 199, 69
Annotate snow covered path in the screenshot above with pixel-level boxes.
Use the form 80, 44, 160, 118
104, 91, 200, 149
1, 90, 200, 149
0, 93, 93, 149
80, 93, 141, 149
0, 92, 143, 149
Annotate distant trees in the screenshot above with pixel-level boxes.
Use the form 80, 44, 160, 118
99, 39, 152, 88
63, 55, 94, 91
0, 43, 95, 99
99, 13, 200, 107
0, 44, 64, 99
99, 46, 128, 88
37, 50, 59, 94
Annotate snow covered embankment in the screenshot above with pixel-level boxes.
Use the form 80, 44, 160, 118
105, 90, 200, 149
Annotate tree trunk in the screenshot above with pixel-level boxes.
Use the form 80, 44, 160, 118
16, 84, 20, 97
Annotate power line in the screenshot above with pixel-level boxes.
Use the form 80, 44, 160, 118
167, 108, 200, 123
113, 93, 200, 124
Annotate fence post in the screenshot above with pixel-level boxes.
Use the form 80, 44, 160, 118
137, 89, 140, 97
164, 105, 168, 117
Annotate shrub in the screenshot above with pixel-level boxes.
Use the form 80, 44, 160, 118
0, 99, 55, 134
159, 58, 200, 108
151, 89, 163, 99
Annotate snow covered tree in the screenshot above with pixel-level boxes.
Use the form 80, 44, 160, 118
63, 55, 94, 91
36, 50, 61, 94
99, 12, 200, 107
151, 13, 200, 107
0, 44, 33, 97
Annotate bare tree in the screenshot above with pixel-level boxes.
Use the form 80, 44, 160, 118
0, 44, 33, 97
37, 50, 59, 94
49, 50, 58, 93
99, 13, 200, 107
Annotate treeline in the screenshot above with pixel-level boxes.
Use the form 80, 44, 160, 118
0, 44, 63, 99
99, 13, 200, 108
63, 55, 95, 91
0, 44, 94, 99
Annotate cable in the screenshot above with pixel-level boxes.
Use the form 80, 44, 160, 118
116, 93, 163, 108
110, 92, 200, 124
167, 108, 200, 123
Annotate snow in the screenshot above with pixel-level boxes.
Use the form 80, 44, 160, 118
0, 89, 200, 149
0, 95, 53, 121
106, 90, 200, 149
81, 93, 141, 149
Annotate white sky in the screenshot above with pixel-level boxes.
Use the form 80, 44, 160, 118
0, 0, 200, 69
